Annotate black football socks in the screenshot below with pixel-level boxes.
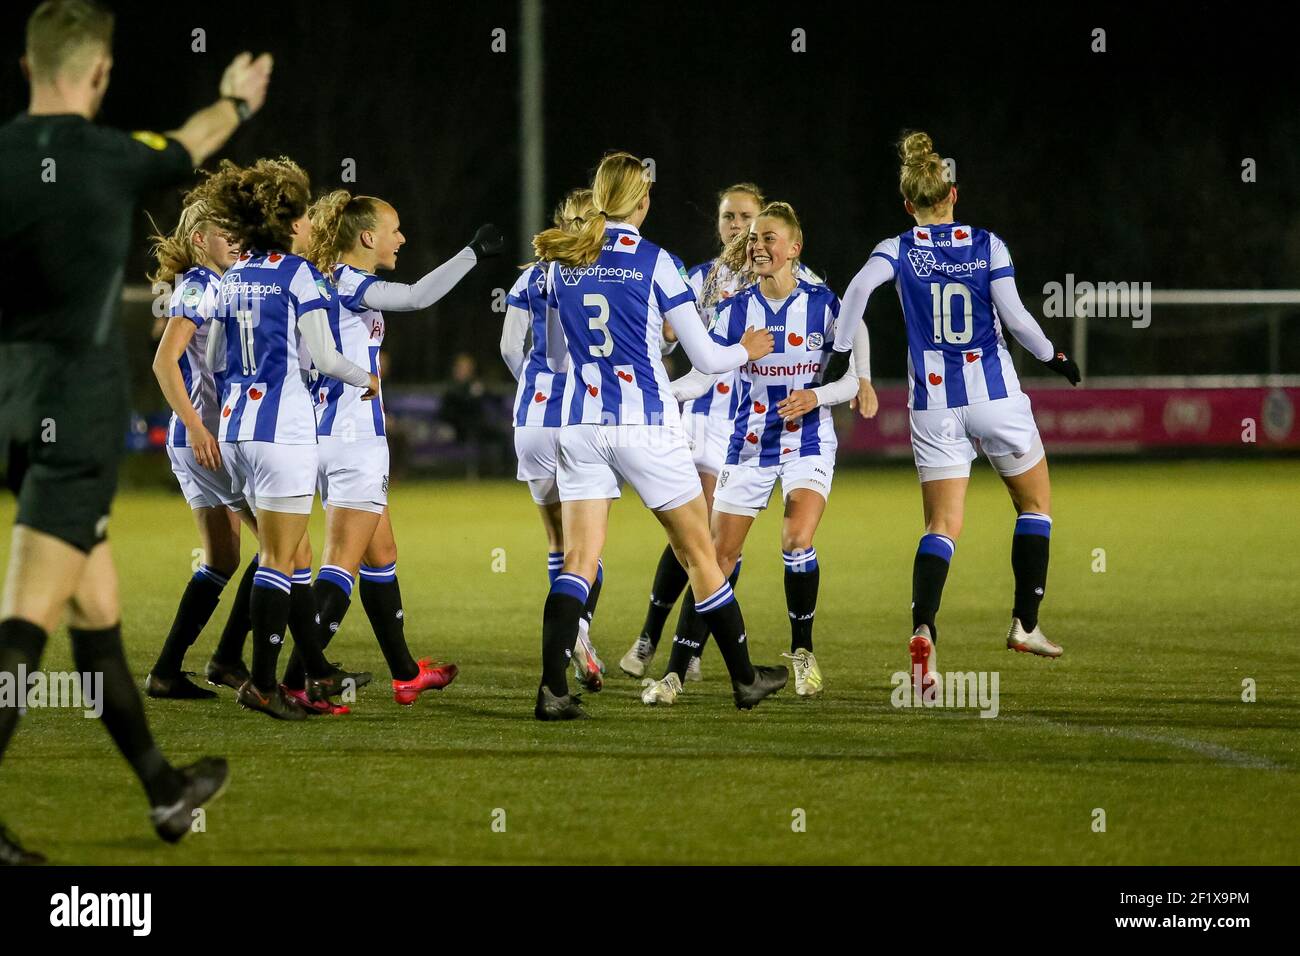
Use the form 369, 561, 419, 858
912, 534, 955, 642
0, 618, 47, 765
359, 563, 418, 682
1011, 513, 1052, 631
249, 567, 293, 689
541, 573, 588, 697
783, 548, 819, 653
212, 555, 257, 666
152, 564, 229, 678
640, 545, 688, 649
282, 566, 354, 691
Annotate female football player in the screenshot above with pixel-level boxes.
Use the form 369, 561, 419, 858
501, 187, 608, 692
203, 157, 375, 720
279, 189, 501, 707
528, 150, 787, 720
643, 203, 863, 701
146, 193, 258, 699
832, 131, 1081, 688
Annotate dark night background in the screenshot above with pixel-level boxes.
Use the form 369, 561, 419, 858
3, 0, 1298, 395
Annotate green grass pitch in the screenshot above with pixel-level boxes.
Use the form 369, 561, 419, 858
1, 459, 1296, 864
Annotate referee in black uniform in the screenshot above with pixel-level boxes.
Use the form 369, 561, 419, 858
0, 0, 272, 864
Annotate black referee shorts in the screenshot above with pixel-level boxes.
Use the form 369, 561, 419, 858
0, 342, 127, 553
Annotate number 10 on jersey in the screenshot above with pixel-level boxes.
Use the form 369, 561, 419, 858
931, 282, 973, 345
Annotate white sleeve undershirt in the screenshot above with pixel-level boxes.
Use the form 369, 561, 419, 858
833, 254, 895, 352
297, 309, 372, 386
990, 275, 1055, 361
663, 301, 748, 375
499, 304, 529, 381
811, 321, 871, 406
669, 367, 717, 403
359, 248, 478, 312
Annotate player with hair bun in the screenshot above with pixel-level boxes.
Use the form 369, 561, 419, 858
501, 187, 608, 692
202, 157, 373, 720
529, 150, 788, 720
273, 190, 501, 707
145, 190, 259, 699
831, 131, 1081, 689
642, 202, 867, 701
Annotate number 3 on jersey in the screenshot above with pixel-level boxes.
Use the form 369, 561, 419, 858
931, 282, 973, 345
584, 293, 613, 357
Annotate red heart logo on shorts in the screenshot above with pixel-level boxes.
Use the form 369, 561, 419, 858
716, 383, 730, 394
617, 370, 633, 382
786, 420, 799, 432
533, 391, 546, 403
745, 432, 759, 444
965, 352, 979, 363
222, 407, 232, 418
753, 401, 766, 413
587, 385, 599, 396
788, 332, 804, 346
928, 373, 943, 386
783, 448, 794, 454
249, 387, 264, 400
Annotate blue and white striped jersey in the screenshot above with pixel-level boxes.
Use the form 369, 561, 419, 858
872, 223, 1021, 410
215, 251, 328, 444
506, 262, 567, 427
547, 223, 694, 427
165, 264, 221, 448
314, 264, 386, 439
681, 259, 824, 422
712, 279, 841, 466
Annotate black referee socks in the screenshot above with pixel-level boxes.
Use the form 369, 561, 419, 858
0, 618, 48, 764
70, 624, 183, 807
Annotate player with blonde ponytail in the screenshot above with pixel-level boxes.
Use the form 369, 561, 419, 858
274, 189, 503, 709
145, 189, 259, 699
831, 131, 1082, 688
501, 187, 609, 692
529, 151, 787, 719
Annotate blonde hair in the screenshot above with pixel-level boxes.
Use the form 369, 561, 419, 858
708, 201, 803, 306
552, 187, 596, 229
716, 182, 766, 211
532, 152, 650, 266
204, 156, 312, 254
25, 0, 113, 82
898, 131, 952, 211
307, 190, 387, 275
147, 195, 219, 286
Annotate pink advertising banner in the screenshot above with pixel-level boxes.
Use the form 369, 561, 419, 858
843, 386, 1300, 454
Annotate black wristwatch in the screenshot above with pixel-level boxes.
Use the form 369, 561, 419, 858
223, 96, 252, 123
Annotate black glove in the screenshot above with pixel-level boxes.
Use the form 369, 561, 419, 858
468, 223, 504, 259
1042, 351, 1081, 386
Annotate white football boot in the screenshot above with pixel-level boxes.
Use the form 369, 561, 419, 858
782, 648, 823, 697
572, 620, 604, 692
1006, 617, 1063, 658
908, 625, 938, 695
640, 673, 682, 706
685, 655, 703, 682
619, 635, 655, 679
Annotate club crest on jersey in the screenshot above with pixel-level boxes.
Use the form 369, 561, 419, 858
908, 248, 937, 278
315, 278, 333, 300
806, 332, 824, 350
181, 284, 203, 308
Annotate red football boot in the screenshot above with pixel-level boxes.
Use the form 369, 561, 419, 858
393, 659, 459, 705
282, 685, 351, 716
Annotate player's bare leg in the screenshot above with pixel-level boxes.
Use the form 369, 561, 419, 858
1000, 458, 1062, 657
781, 488, 827, 696
911, 477, 968, 692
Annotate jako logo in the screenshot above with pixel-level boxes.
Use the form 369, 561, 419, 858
50, 886, 151, 936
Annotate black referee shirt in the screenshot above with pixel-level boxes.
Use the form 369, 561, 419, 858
0, 113, 193, 348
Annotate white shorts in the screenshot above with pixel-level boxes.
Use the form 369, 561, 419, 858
909, 393, 1045, 482
318, 435, 389, 514
682, 412, 732, 477
167, 444, 246, 511
713, 454, 835, 518
514, 426, 560, 504
557, 423, 701, 512
221, 440, 318, 515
